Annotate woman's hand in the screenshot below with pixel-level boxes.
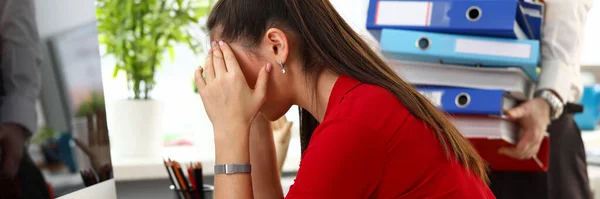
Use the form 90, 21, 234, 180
195, 41, 271, 139
195, 41, 272, 163
498, 98, 550, 159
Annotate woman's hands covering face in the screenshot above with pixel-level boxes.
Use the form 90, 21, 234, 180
195, 41, 272, 142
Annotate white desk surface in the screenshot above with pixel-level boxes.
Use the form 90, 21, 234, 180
56, 179, 117, 199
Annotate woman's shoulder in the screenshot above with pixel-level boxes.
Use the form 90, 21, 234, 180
326, 81, 412, 131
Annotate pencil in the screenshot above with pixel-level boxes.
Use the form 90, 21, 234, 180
188, 166, 196, 191
193, 163, 204, 199
174, 162, 192, 199
165, 159, 185, 199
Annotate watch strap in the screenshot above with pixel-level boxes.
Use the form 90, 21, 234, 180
214, 164, 251, 174
534, 90, 563, 120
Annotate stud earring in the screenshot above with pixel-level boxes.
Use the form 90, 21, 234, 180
279, 60, 286, 74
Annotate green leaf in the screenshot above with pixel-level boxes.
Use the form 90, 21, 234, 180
168, 45, 175, 61
113, 63, 121, 78
95, 0, 212, 97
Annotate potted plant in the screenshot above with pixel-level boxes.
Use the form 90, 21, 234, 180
95, 0, 213, 157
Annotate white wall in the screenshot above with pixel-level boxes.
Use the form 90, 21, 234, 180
33, 0, 98, 130
34, 0, 97, 39
581, 0, 600, 66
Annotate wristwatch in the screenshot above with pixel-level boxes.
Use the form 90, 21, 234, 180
534, 90, 564, 120
214, 164, 251, 174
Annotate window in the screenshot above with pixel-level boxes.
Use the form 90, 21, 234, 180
99, 1, 373, 148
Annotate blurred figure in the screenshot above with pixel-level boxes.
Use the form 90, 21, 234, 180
73, 109, 112, 177
0, 0, 49, 198
492, 0, 594, 198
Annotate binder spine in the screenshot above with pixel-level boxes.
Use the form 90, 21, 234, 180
417, 87, 505, 115
367, 0, 525, 38
380, 29, 540, 81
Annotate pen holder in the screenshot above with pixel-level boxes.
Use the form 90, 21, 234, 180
170, 184, 214, 199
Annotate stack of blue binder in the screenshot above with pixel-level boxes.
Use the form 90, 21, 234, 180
367, 0, 549, 171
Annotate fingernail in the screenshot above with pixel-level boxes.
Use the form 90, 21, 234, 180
219, 40, 224, 46
211, 41, 217, 47
266, 63, 272, 73
208, 48, 212, 53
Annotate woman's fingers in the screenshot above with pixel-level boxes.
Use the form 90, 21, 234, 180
195, 67, 206, 89
204, 48, 215, 82
212, 41, 228, 76
218, 41, 242, 74
254, 63, 272, 101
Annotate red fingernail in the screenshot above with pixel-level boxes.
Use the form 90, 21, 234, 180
208, 48, 212, 53
211, 41, 217, 47
266, 63, 272, 72
219, 41, 224, 46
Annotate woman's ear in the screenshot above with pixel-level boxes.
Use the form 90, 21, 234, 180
265, 28, 290, 64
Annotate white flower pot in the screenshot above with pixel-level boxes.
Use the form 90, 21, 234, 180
107, 99, 164, 158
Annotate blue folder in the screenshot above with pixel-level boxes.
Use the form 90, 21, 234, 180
417, 86, 518, 115
380, 29, 540, 81
366, 0, 542, 39
517, 0, 544, 40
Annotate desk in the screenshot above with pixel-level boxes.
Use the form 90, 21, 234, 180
112, 136, 303, 182
56, 179, 117, 199
113, 128, 600, 197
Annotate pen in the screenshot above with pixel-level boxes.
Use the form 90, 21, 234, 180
193, 163, 204, 199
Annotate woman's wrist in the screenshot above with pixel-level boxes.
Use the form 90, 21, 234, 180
214, 123, 251, 164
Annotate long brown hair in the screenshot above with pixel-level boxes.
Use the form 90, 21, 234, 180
207, 0, 488, 182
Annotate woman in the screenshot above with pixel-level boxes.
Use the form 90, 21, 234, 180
194, 0, 495, 198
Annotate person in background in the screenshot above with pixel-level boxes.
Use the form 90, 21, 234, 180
195, 0, 495, 198
0, 0, 49, 198
492, 0, 594, 198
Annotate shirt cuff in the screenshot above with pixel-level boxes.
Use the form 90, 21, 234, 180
0, 94, 38, 136
537, 60, 580, 104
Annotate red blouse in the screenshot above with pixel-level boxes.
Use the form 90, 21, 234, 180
286, 75, 495, 199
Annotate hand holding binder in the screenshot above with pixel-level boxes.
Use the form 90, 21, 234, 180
498, 98, 551, 160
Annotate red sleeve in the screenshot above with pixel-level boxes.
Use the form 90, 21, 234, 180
285, 119, 386, 199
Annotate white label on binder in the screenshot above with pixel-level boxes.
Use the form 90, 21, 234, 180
454, 39, 532, 59
419, 91, 443, 107
376, 1, 432, 26
521, 6, 542, 18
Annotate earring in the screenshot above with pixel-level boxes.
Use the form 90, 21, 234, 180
279, 60, 286, 74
